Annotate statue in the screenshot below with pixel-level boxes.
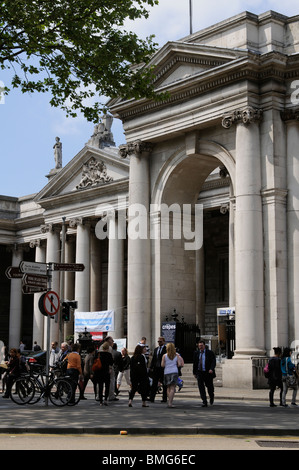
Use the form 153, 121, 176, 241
87, 114, 115, 149
53, 137, 62, 169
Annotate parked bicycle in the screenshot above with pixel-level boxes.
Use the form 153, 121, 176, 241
10, 364, 73, 406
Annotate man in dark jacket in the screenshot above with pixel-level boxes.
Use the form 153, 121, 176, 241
193, 339, 216, 407
149, 336, 167, 402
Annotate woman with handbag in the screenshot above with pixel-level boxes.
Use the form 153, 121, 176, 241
161, 343, 184, 408
281, 347, 297, 407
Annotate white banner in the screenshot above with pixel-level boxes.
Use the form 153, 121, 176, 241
74, 310, 114, 332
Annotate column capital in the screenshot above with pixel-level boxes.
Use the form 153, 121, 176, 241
119, 140, 154, 159
222, 106, 263, 129
280, 108, 299, 122
29, 239, 41, 248
40, 223, 61, 234
69, 217, 91, 228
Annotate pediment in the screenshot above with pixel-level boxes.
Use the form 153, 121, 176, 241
149, 42, 248, 88
35, 145, 129, 202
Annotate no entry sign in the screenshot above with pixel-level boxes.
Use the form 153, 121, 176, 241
39, 291, 60, 317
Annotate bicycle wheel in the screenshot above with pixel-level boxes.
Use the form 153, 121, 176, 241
49, 378, 72, 406
10, 376, 35, 405
28, 377, 44, 404
67, 381, 81, 406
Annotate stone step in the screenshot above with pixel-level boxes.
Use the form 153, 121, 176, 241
178, 362, 223, 387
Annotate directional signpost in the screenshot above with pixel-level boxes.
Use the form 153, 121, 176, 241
5, 266, 23, 279
53, 263, 85, 272
22, 273, 48, 290
19, 261, 47, 276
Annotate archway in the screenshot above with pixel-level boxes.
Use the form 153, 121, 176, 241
151, 140, 235, 353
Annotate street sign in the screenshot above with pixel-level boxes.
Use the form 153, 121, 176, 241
41, 290, 60, 316
19, 261, 47, 276
23, 285, 47, 295
52, 262, 85, 272
5, 266, 23, 279
22, 273, 48, 289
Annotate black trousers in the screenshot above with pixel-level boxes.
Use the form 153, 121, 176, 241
196, 371, 214, 404
150, 368, 167, 402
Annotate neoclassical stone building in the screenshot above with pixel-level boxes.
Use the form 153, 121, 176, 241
1, 10, 299, 387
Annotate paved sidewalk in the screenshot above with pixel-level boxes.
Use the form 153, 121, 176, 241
1, 385, 299, 436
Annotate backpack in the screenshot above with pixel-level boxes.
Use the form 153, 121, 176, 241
92, 355, 102, 372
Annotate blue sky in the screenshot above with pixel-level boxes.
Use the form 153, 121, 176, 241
1, 0, 298, 197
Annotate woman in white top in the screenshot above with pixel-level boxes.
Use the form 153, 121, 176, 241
161, 343, 184, 408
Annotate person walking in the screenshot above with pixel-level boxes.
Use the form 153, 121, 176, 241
66, 343, 83, 403
281, 347, 298, 407
137, 337, 150, 364
193, 339, 216, 407
93, 342, 113, 405
116, 347, 131, 394
128, 345, 149, 407
161, 342, 184, 408
149, 337, 167, 403
82, 345, 96, 400
267, 347, 283, 407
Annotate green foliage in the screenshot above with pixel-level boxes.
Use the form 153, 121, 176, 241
0, 0, 161, 121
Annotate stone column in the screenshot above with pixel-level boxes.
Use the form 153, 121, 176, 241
90, 229, 102, 312
107, 214, 125, 338
119, 140, 153, 351
70, 217, 91, 312
30, 239, 46, 349
222, 107, 265, 357
42, 223, 61, 344
195, 246, 205, 333
282, 110, 299, 343
64, 234, 76, 339
8, 245, 23, 348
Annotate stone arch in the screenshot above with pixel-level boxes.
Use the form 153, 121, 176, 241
150, 139, 235, 343
152, 139, 235, 207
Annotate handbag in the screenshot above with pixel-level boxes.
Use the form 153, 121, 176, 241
92, 356, 102, 372
264, 362, 270, 378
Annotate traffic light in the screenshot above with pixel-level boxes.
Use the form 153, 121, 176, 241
61, 300, 78, 322
62, 302, 70, 322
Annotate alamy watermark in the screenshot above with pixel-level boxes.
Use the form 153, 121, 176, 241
290, 80, 299, 105
94, 197, 203, 251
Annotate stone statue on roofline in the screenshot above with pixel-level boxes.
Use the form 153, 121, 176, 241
87, 114, 115, 149
53, 136, 62, 169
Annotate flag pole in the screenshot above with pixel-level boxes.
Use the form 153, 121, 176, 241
189, 0, 193, 34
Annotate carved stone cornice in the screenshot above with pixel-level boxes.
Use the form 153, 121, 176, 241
222, 106, 263, 128
280, 109, 299, 122
119, 140, 154, 159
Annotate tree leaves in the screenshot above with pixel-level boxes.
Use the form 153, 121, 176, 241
0, 0, 161, 121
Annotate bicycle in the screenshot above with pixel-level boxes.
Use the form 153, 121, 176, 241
53, 362, 81, 406
10, 364, 73, 406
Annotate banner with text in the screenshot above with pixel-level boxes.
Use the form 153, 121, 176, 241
75, 310, 114, 333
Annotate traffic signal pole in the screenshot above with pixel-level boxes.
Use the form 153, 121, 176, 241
59, 217, 66, 345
